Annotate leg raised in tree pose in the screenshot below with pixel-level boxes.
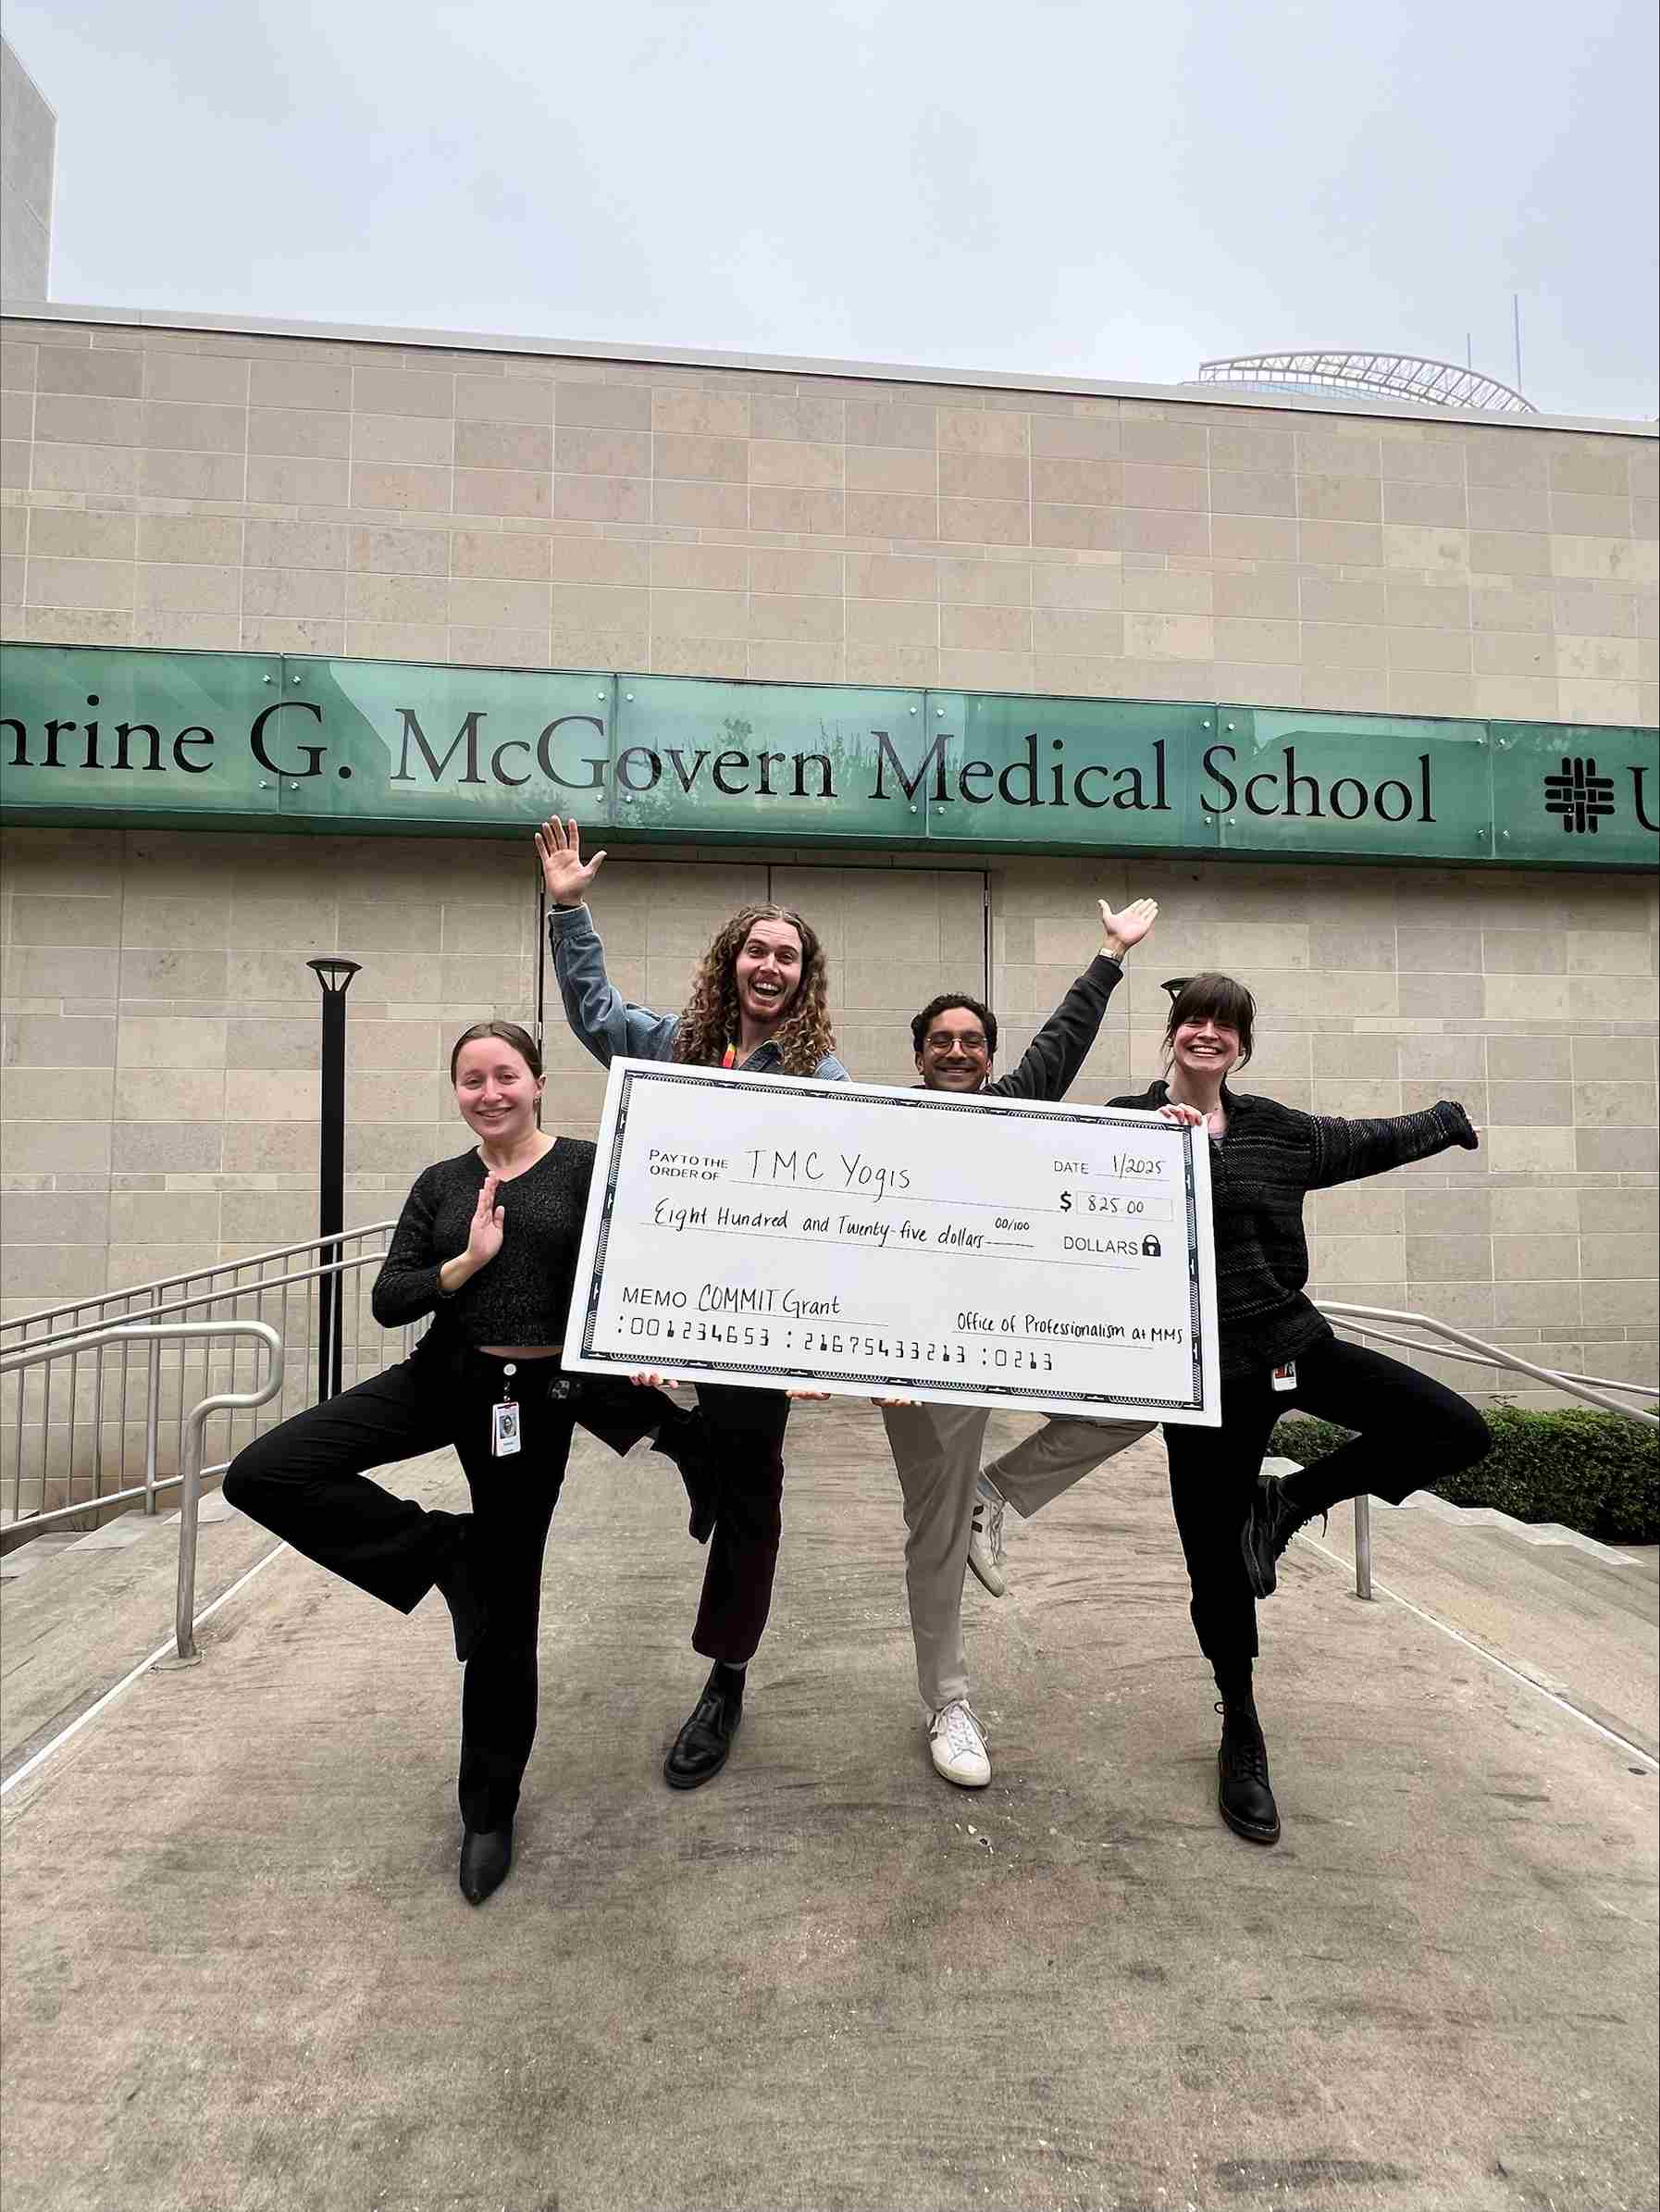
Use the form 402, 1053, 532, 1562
538, 816, 849, 1790
227, 1021, 679, 1904
1111, 974, 1489, 1847
879, 887, 1161, 1787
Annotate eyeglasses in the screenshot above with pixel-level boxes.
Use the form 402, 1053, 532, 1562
924, 1031, 989, 1053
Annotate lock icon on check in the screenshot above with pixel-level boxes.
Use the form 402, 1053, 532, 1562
1140, 1233, 1162, 1258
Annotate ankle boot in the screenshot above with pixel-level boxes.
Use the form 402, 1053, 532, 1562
458, 1823, 514, 1905
1216, 1696, 1281, 1845
1240, 1471, 1326, 1599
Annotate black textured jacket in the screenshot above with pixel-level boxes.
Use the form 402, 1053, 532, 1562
1106, 1081, 1478, 1379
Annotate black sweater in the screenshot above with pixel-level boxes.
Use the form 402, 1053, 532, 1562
1106, 1083, 1478, 1379
983, 953, 1123, 1100
371, 1138, 596, 1350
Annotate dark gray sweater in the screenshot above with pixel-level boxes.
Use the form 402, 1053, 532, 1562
371, 1138, 595, 1349
1107, 1084, 1478, 1379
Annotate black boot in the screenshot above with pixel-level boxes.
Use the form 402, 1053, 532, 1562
458, 1823, 514, 1905
431, 1519, 490, 1664
1216, 1696, 1281, 1845
652, 1405, 719, 1545
663, 1662, 744, 1790
1240, 1471, 1325, 1599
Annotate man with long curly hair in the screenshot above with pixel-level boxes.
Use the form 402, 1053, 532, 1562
538, 816, 848, 1791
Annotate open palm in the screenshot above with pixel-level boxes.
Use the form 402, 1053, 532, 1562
536, 816, 608, 907
1099, 896, 1158, 950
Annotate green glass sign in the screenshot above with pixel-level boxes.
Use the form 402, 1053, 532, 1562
0, 646, 284, 819
1489, 723, 1660, 869
1211, 709, 1493, 864
1, 644, 1654, 873
608, 677, 931, 843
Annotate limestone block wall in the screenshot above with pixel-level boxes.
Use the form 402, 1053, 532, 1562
996, 852, 1658, 1408
2, 826, 1654, 1417
0, 309, 1654, 726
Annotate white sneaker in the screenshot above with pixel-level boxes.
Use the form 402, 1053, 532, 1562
967, 1475, 1007, 1597
927, 1698, 992, 1788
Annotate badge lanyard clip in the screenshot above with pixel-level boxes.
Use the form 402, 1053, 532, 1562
491, 1361, 521, 1458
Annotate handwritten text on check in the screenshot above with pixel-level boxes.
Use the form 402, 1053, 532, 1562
564, 1063, 1220, 1423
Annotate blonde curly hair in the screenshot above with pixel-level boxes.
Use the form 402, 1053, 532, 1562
674, 903, 836, 1075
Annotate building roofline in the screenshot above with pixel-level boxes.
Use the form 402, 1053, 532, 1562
3, 297, 1654, 440
0, 34, 60, 121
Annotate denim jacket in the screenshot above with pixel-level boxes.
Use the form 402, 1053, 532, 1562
547, 903, 850, 1081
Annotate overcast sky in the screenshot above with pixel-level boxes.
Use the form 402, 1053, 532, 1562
8, 0, 1657, 420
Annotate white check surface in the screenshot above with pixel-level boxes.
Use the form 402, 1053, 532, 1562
564, 1062, 1220, 1423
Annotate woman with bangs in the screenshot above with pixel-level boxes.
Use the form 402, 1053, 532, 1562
539, 817, 848, 1793
1109, 974, 1490, 1850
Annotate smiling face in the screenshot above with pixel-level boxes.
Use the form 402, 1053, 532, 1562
1170, 1013, 1241, 1083
734, 918, 804, 1033
452, 1037, 545, 1144
917, 1007, 994, 1093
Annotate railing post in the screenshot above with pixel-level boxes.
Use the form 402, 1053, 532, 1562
307, 957, 361, 1406
175, 1404, 204, 1662
1354, 1493, 1373, 1600
142, 1335, 163, 1514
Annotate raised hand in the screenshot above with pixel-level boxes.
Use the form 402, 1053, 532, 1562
535, 816, 609, 909
465, 1173, 506, 1271
1098, 896, 1158, 958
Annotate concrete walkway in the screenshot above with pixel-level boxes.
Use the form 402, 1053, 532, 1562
3, 1408, 1655, 2212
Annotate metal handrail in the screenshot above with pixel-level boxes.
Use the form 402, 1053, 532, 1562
21, 1248, 390, 1346
4, 1233, 411, 1528
1307, 1299, 1657, 1601
1319, 1302, 1658, 1427
0, 1222, 397, 1342
1325, 1321, 1658, 1403
0, 1322, 282, 1659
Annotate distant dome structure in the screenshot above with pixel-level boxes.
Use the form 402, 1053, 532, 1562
1195, 350, 1533, 415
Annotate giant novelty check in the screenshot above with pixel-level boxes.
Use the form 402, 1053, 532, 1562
564, 1061, 1220, 1423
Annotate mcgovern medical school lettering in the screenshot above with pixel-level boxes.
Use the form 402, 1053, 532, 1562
1, 645, 1654, 870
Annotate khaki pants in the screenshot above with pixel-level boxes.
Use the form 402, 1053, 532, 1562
879, 1403, 1153, 1714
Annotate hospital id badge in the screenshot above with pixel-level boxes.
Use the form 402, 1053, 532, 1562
1270, 1361, 1297, 1393
491, 1398, 522, 1457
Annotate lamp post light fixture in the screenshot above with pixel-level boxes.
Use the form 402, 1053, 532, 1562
306, 956, 362, 1404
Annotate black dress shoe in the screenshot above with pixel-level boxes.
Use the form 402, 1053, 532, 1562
663, 1664, 744, 1789
458, 1824, 513, 1905
652, 1406, 720, 1545
1216, 1697, 1282, 1845
431, 1522, 490, 1663
1240, 1472, 1323, 1600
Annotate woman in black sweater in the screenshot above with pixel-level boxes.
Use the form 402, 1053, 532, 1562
1109, 975, 1490, 1850
224, 1021, 688, 1907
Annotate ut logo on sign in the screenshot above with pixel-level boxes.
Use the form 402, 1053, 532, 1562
1542, 756, 1617, 835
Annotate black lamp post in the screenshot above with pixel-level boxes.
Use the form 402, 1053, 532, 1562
307, 956, 361, 1403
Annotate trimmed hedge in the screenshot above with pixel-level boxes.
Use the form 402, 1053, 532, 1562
1270, 1405, 1659, 1545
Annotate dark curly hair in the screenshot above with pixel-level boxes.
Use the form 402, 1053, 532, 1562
674, 904, 836, 1076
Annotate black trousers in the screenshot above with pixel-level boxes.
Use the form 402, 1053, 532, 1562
1162, 1336, 1491, 1673
687, 1384, 790, 1665
225, 1346, 598, 1832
